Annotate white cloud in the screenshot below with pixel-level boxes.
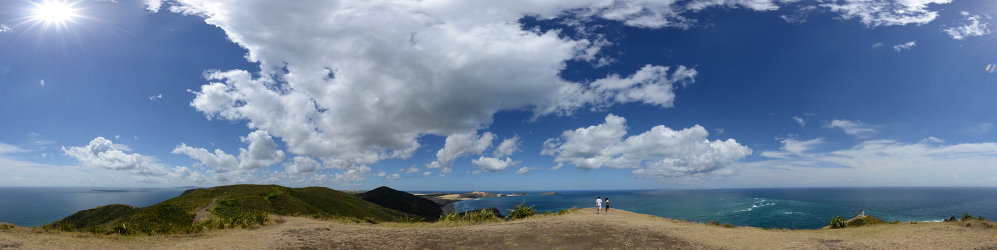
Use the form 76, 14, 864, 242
39, 80, 45, 87
893, 40, 917, 51
145, 0, 162, 13
149, 94, 163, 101
163, 0, 959, 178
792, 116, 806, 127
494, 136, 521, 157
542, 114, 752, 180
0, 24, 11, 33
422, 171, 432, 176
819, 0, 952, 27
172, 130, 284, 174
826, 119, 877, 137
0, 142, 28, 154
284, 156, 320, 175
427, 132, 494, 173
386, 173, 401, 180
169, 0, 735, 177
471, 156, 520, 173
943, 11, 991, 40
64, 137, 151, 170
63, 137, 200, 182
515, 166, 538, 175
741, 137, 997, 186
760, 137, 823, 159
872, 42, 884, 48
405, 166, 420, 174
334, 165, 370, 183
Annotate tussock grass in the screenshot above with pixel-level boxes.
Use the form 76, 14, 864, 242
505, 202, 536, 221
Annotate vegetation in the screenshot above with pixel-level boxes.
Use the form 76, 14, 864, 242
710, 220, 735, 228
505, 201, 536, 221
439, 209, 501, 224
48, 184, 414, 235
357, 186, 442, 220
846, 216, 885, 227
829, 215, 847, 229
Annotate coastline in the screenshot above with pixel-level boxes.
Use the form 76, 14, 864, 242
3, 208, 995, 249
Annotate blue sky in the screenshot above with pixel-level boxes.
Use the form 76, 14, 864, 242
1, 0, 996, 190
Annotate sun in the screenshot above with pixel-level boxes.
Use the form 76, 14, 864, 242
29, 0, 80, 26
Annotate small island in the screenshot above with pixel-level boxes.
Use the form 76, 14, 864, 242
539, 192, 558, 196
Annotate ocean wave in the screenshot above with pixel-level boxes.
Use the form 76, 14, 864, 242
738, 198, 776, 212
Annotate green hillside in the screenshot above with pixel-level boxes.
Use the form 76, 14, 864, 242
50, 185, 416, 235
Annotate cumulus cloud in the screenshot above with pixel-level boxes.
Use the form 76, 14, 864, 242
334, 165, 370, 183
819, 0, 951, 27
163, 0, 826, 177
893, 40, 917, 51
542, 114, 752, 180
65, 137, 151, 170
172, 130, 284, 175
471, 156, 520, 173
515, 166, 538, 175
145, 0, 162, 12
63, 137, 200, 182
426, 132, 495, 173
405, 166, 420, 174
826, 119, 877, 137
943, 11, 991, 40
161, 0, 957, 178
494, 136, 521, 157
284, 156, 320, 175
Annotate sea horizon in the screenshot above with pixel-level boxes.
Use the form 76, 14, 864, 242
3, 186, 995, 230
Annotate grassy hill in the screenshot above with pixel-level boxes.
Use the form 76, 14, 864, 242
50, 184, 416, 235
357, 186, 443, 220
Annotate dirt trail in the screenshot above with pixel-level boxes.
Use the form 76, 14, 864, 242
2, 208, 996, 249
192, 195, 223, 224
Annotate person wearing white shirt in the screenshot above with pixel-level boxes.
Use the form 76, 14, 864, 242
596, 196, 603, 214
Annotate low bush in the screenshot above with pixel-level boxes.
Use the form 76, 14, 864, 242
829, 216, 847, 229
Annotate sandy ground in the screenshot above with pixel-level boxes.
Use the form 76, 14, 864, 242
2, 208, 996, 249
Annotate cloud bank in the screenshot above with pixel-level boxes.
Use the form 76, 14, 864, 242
542, 114, 752, 180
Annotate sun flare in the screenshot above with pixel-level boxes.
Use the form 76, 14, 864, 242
30, 1, 79, 26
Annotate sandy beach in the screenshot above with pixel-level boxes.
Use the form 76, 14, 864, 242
2, 208, 995, 249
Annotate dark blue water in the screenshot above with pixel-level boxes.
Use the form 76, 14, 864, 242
453, 187, 997, 229
0, 187, 187, 227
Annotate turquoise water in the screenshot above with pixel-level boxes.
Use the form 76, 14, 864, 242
0, 187, 187, 227
453, 187, 997, 229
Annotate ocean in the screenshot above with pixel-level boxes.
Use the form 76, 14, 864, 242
453, 187, 997, 229
1, 187, 994, 229
0, 187, 187, 227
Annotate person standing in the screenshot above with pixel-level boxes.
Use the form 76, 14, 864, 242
596, 196, 602, 214
604, 198, 610, 214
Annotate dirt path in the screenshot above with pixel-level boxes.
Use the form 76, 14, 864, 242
2, 208, 996, 249
192, 195, 222, 224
